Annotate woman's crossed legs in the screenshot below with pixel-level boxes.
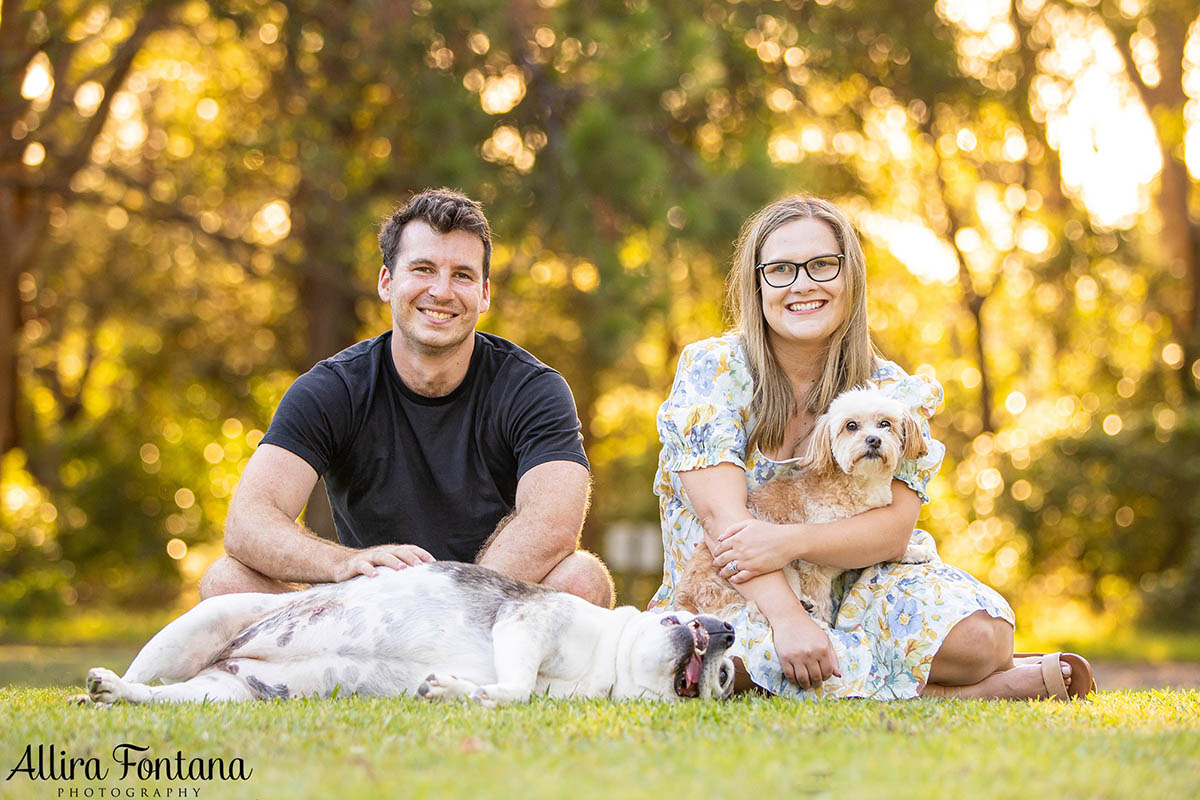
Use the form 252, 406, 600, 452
921, 610, 1075, 699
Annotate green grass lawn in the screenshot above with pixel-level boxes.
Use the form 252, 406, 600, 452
3, 614, 1198, 799
2, 687, 1197, 799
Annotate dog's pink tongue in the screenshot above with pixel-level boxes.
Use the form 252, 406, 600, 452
686, 652, 702, 687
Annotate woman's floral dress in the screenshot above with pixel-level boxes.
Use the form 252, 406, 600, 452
649, 335, 1014, 699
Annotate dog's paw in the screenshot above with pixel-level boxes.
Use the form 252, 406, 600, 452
416, 673, 444, 700
417, 673, 471, 702
66, 693, 102, 707
86, 668, 125, 705
468, 687, 496, 709
898, 544, 937, 564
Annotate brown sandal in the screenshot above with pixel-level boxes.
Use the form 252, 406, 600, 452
1015, 651, 1097, 700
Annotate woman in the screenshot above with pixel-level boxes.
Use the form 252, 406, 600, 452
650, 195, 1092, 699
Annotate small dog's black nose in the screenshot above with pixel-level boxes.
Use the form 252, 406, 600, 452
866, 435, 881, 448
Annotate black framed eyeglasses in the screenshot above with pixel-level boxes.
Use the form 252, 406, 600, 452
756, 254, 844, 287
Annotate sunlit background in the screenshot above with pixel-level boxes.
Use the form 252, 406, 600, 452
2, 0, 1199, 650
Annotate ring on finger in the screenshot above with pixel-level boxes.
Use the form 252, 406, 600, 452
727, 560, 740, 575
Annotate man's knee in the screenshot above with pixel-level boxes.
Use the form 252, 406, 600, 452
199, 556, 248, 599
199, 555, 293, 599
543, 550, 615, 609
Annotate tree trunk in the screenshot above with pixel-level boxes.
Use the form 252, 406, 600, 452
0, 186, 44, 455
296, 230, 361, 540
968, 297, 993, 432
1158, 154, 1200, 396
299, 264, 358, 540
575, 379, 600, 554
0, 256, 18, 453
568, 290, 601, 554
924, 113, 995, 433
304, 478, 337, 542
1101, 3, 1198, 395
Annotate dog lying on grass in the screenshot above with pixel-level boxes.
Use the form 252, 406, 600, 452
675, 386, 937, 627
78, 562, 736, 706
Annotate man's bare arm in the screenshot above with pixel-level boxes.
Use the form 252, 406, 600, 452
475, 460, 590, 583
225, 444, 432, 583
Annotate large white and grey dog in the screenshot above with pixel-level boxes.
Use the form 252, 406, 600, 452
80, 562, 736, 706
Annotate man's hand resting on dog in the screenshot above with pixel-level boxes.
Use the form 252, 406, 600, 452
335, 544, 436, 581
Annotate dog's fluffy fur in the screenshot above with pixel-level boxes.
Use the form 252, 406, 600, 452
674, 386, 937, 627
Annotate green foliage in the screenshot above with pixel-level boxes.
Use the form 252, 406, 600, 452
3, 687, 1199, 799
1, 0, 1198, 627
996, 404, 1200, 629
0, 453, 71, 621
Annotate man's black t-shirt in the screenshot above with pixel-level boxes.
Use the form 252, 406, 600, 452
261, 331, 589, 562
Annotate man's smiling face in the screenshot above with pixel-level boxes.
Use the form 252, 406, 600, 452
378, 220, 490, 356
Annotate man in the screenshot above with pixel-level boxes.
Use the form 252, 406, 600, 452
200, 188, 613, 607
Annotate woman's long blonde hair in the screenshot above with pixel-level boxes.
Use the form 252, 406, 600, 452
727, 195, 879, 455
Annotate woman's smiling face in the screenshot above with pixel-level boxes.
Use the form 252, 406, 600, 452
757, 217, 847, 353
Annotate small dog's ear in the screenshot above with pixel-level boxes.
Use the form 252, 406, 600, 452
901, 410, 928, 462
800, 413, 838, 473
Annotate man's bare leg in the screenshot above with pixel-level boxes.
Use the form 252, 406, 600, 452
199, 555, 307, 599
541, 550, 615, 609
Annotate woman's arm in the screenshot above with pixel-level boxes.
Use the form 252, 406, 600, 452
678, 465, 803, 617
800, 481, 921, 565
678, 465, 840, 688
710, 481, 922, 582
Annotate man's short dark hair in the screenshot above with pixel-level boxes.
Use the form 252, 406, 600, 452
378, 188, 493, 281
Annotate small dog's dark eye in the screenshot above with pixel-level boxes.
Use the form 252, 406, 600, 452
661, 615, 681, 626
879, 420, 891, 428
846, 421, 858, 431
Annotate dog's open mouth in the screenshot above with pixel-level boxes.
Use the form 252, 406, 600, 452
675, 619, 710, 698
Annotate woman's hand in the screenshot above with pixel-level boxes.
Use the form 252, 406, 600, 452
771, 608, 841, 689
710, 519, 800, 583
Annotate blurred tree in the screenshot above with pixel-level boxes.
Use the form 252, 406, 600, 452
995, 403, 1200, 628
914, 0, 1200, 633
0, 0, 182, 455
0, 0, 793, 607
466, 0, 792, 548
1, 0, 1197, 626
203, 0, 503, 533
200, 0, 794, 541
1088, 0, 1200, 398
0, 1, 305, 610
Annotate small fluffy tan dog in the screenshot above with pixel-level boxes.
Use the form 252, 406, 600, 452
675, 386, 937, 627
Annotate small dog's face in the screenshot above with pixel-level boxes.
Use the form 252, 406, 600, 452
615, 611, 736, 701
804, 387, 927, 476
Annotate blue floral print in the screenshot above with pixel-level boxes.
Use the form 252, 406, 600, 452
649, 335, 1015, 699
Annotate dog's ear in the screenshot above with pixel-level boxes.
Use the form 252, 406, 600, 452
800, 412, 838, 473
901, 410, 928, 462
